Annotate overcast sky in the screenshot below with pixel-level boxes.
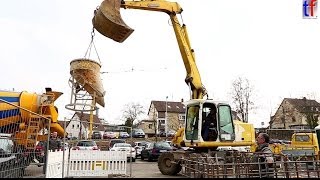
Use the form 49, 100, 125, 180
1, 0, 319, 128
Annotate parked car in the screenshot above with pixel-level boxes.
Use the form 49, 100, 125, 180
103, 131, 116, 139
109, 139, 126, 150
92, 131, 102, 139
132, 129, 145, 138
134, 141, 149, 147
140, 141, 172, 161
0, 133, 25, 178
119, 132, 130, 138
72, 140, 99, 150
158, 130, 166, 137
167, 130, 176, 137
158, 130, 175, 137
134, 141, 149, 158
110, 143, 136, 162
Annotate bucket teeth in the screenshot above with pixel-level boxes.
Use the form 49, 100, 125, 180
92, 0, 134, 43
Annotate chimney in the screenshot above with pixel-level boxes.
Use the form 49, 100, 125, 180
181, 98, 184, 102
45, 87, 52, 92
303, 97, 307, 101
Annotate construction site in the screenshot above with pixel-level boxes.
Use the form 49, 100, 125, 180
1, 0, 320, 178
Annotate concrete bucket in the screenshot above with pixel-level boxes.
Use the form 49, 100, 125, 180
70, 59, 105, 107
92, 0, 134, 43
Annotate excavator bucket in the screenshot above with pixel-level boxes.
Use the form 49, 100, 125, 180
92, 0, 134, 43
70, 58, 106, 107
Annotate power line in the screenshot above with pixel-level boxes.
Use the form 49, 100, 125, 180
101, 67, 168, 74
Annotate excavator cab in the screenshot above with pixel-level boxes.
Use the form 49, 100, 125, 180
184, 100, 236, 148
92, 0, 134, 43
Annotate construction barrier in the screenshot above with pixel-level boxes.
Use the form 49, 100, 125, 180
45, 150, 127, 178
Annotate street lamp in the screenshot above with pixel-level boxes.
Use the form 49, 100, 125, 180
165, 96, 168, 140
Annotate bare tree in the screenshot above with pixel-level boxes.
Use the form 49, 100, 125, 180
230, 77, 255, 123
122, 102, 145, 129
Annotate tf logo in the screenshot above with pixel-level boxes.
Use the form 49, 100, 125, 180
303, 0, 318, 19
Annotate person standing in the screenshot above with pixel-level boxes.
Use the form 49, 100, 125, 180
253, 132, 274, 178
43, 131, 62, 174
49, 132, 62, 151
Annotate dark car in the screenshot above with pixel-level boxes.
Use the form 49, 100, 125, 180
140, 141, 172, 161
0, 134, 25, 178
134, 141, 149, 158
132, 129, 145, 138
92, 131, 102, 139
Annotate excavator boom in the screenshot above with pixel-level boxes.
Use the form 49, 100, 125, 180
92, 0, 207, 99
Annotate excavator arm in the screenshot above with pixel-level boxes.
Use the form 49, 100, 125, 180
93, 0, 207, 100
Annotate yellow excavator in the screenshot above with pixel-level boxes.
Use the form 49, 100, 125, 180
92, 0, 256, 175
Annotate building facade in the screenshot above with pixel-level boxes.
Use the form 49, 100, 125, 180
269, 97, 320, 129
61, 112, 104, 139
139, 100, 185, 137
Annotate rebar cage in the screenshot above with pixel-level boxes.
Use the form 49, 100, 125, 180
180, 151, 320, 178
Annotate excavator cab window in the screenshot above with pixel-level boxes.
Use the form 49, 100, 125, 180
201, 103, 218, 141
218, 105, 235, 141
185, 105, 200, 140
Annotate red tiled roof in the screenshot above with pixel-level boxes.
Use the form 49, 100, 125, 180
151, 100, 185, 113
285, 98, 320, 113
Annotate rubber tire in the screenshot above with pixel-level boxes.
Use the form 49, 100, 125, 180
158, 152, 182, 175
132, 158, 136, 162
141, 155, 144, 161
147, 155, 153, 162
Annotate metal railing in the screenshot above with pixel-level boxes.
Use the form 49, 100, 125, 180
180, 151, 320, 178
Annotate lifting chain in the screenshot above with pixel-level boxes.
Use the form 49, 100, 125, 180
84, 27, 102, 65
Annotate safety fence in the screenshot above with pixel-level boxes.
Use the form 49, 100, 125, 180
44, 116, 137, 178
180, 151, 320, 178
0, 98, 50, 178
45, 150, 127, 178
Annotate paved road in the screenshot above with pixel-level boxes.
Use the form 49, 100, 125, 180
127, 159, 185, 178
24, 158, 186, 178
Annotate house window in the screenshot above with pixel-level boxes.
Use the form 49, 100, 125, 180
178, 114, 185, 120
72, 124, 74, 129
77, 124, 80, 129
148, 124, 153, 129
292, 117, 296, 122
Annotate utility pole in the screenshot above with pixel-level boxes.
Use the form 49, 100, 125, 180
165, 96, 168, 140
153, 107, 157, 142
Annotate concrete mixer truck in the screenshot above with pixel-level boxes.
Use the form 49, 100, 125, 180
0, 88, 65, 165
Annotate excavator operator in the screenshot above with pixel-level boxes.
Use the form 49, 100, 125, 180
202, 108, 218, 141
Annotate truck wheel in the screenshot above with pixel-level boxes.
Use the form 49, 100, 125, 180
158, 152, 182, 175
